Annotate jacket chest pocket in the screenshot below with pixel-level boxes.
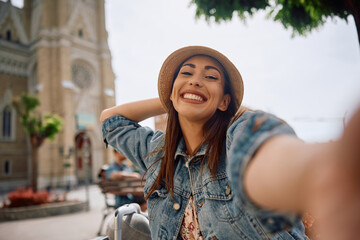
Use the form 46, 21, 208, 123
144, 177, 169, 221
147, 189, 169, 221
203, 177, 244, 222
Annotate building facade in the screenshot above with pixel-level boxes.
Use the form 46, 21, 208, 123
0, 0, 115, 191
154, 114, 167, 132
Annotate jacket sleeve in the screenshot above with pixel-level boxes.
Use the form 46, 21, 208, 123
227, 111, 305, 235
101, 115, 164, 174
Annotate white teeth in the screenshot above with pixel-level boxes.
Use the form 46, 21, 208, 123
183, 93, 204, 101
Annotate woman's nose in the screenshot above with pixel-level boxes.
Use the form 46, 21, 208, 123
188, 76, 202, 87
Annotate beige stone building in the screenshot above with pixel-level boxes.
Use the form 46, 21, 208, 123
0, 0, 115, 192
154, 114, 167, 132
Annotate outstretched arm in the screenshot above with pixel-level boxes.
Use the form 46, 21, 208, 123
100, 98, 165, 123
244, 135, 325, 212
243, 107, 360, 238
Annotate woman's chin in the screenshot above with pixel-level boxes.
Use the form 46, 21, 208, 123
178, 111, 214, 124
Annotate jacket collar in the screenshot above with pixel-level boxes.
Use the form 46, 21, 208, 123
174, 137, 208, 160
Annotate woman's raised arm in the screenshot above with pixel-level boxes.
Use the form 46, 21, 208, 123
100, 98, 165, 123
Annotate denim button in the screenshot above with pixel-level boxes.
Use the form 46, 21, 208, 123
267, 218, 275, 224
284, 224, 291, 231
225, 183, 231, 195
173, 202, 180, 210
197, 199, 205, 207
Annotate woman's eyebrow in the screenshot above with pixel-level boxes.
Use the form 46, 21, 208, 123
182, 64, 220, 74
182, 63, 195, 68
205, 65, 221, 74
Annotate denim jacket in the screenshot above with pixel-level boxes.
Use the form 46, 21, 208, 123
102, 111, 308, 240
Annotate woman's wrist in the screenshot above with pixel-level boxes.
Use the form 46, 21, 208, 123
100, 98, 166, 123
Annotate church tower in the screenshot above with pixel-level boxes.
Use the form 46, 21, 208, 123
0, 0, 115, 191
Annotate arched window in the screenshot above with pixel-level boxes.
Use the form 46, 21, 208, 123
78, 29, 83, 38
6, 30, 12, 41
29, 64, 38, 94
4, 159, 11, 176
1, 105, 15, 141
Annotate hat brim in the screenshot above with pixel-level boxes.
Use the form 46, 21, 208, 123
158, 46, 244, 112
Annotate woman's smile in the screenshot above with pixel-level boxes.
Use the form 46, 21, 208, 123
181, 91, 207, 103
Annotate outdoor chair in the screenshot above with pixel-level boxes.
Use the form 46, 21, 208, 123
97, 178, 145, 236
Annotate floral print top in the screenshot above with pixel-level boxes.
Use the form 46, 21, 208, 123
180, 196, 204, 240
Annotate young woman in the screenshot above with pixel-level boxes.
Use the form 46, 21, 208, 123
100, 46, 360, 239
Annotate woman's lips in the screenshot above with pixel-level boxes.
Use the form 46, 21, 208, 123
182, 93, 205, 102
180, 91, 207, 103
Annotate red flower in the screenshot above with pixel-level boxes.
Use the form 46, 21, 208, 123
188, 222, 195, 231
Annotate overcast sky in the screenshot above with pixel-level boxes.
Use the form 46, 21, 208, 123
104, 0, 360, 142
9, 0, 360, 142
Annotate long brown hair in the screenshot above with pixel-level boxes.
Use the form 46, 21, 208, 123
145, 55, 238, 199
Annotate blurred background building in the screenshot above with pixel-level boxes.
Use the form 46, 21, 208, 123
0, 0, 115, 192
154, 114, 166, 132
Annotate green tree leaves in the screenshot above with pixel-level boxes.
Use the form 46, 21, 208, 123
41, 114, 62, 140
191, 0, 358, 41
192, 0, 270, 22
12, 93, 62, 142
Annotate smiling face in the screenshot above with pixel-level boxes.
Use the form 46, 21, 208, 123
170, 55, 231, 124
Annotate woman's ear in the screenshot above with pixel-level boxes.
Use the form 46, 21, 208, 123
218, 94, 231, 111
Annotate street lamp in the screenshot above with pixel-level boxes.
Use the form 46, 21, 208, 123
59, 146, 74, 191
82, 131, 90, 211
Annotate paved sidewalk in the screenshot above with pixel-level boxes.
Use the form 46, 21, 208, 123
0, 184, 112, 240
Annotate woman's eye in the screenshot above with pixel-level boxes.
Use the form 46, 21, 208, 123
206, 75, 218, 80
181, 72, 192, 76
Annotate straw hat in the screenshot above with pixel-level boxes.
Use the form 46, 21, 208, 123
158, 46, 244, 112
